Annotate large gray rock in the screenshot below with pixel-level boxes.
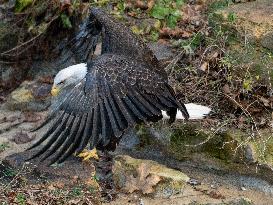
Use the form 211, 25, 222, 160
112, 155, 189, 197
4, 80, 52, 112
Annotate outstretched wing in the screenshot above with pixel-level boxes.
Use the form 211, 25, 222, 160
58, 16, 101, 64
29, 54, 188, 164
58, 7, 167, 79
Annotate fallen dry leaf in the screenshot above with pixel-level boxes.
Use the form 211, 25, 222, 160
208, 190, 225, 199
223, 84, 231, 95
147, 0, 155, 10
199, 62, 208, 72
259, 96, 270, 107
160, 27, 192, 39
60, 0, 72, 11
128, 11, 138, 17
135, 0, 148, 10
47, 184, 56, 191
123, 163, 161, 194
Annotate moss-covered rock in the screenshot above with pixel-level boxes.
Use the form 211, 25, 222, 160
4, 81, 52, 111
112, 155, 189, 197
132, 122, 273, 183
146, 123, 243, 162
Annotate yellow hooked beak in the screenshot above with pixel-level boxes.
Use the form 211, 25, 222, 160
51, 85, 60, 96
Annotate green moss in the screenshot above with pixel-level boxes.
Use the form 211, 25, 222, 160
250, 131, 273, 165
15, 0, 33, 13
135, 124, 154, 149
168, 124, 207, 159
166, 124, 248, 161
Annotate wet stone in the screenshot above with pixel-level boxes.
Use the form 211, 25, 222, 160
112, 155, 189, 197
31, 83, 52, 99
11, 131, 35, 144
4, 81, 52, 112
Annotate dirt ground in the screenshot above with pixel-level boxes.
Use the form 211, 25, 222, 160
1, 0, 273, 204
1, 107, 273, 205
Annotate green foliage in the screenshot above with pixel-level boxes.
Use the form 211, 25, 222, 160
70, 186, 83, 197
3, 167, 17, 177
116, 1, 125, 13
93, 174, 99, 181
150, 30, 159, 42
151, 0, 184, 28
15, 0, 33, 13
0, 142, 9, 152
92, 0, 110, 6
16, 193, 26, 205
60, 13, 72, 29
87, 186, 97, 193
131, 25, 144, 35
166, 10, 181, 29
227, 12, 237, 23
151, 5, 171, 20
208, 0, 232, 11
173, 32, 204, 54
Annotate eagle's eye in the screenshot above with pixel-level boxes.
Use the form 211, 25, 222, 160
58, 80, 65, 85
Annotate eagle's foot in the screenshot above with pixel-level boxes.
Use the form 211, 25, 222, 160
78, 148, 99, 161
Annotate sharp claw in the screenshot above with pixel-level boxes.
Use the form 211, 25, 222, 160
78, 148, 99, 161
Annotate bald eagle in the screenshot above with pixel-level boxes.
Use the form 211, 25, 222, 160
28, 8, 211, 164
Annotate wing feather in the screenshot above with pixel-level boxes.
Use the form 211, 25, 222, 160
58, 114, 87, 163
29, 54, 188, 163
27, 111, 65, 150
89, 105, 100, 150
28, 113, 70, 160
76, 111, 93, 153
50, 116, 81, 160
40, 115, 75, 160
104, 97, 122, 137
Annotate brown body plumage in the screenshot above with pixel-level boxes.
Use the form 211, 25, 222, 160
28, 8, 189, 164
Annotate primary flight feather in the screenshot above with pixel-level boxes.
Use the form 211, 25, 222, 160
28, 8, 210, 164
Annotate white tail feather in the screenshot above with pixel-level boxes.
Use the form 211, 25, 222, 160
162, 103, 211, 120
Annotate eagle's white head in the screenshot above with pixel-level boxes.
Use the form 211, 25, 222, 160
51, 63, 87, 96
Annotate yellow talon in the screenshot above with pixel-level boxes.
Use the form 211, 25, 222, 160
78, 148, 99, 161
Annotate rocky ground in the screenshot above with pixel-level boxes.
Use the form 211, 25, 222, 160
1, 0, 273, 204
1, 107, 273, 204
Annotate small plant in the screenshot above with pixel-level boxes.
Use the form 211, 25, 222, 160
16, 193, 26, 205
173, 32, 204, 54
70, 186, 83, 197
87, 186, 97, 193
209, 0, 232, 11
150, 0, 184, 28
0, 142, 9, 152
60, 13, 72, 29
15, 0, 33, 13
3, 167, 17, 177
93, 174, 99, 181
227, 12, 237, 23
